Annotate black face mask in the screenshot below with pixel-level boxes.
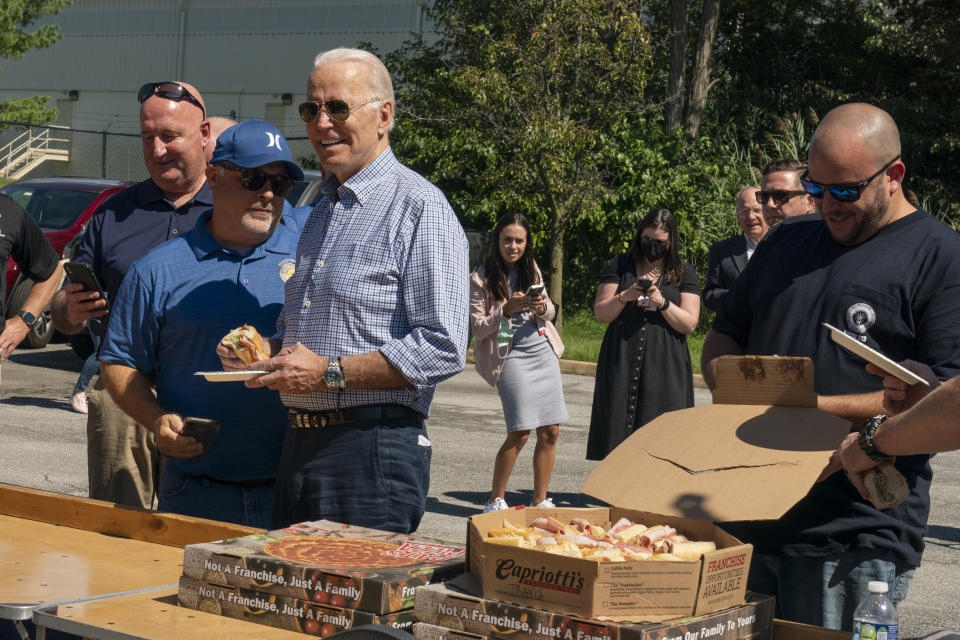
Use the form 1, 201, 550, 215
640, 236, 669, 261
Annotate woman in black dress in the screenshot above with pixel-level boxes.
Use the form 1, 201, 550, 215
586, 208, 701, 460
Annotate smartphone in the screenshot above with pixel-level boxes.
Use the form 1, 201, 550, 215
181, 417, 221, 451
63, 261, 109, 310
525, 283, 545, 297
636, 277, 653, 291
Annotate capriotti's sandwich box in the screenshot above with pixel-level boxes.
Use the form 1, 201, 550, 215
414, 574, 775, 640
469, 357, 851, 620
182, 520, 466, 614
178, 574, 415, 636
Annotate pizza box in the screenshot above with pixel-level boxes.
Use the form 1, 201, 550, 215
182, 519, 466, 614
469, 357, 851, 619
178, 574, 415, 635
414, 574, 775, 640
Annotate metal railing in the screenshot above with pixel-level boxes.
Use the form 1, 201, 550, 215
0, 125, 71, 179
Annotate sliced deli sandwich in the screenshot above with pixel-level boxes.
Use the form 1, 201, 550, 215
224, 325, 269, 364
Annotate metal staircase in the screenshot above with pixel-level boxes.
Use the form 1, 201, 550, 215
0, 126, 70, 179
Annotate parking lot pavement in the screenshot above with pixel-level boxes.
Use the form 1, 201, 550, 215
1, 343, 958, 636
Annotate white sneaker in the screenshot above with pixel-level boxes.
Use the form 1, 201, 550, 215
483, 497, 509, 513
531, 498, 555, 508
70, 391, 88, 414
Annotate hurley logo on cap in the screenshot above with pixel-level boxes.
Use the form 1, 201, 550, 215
211, 119, 304, 181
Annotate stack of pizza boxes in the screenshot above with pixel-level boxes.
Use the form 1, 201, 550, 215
413, 357, 850, 640
178, 519, 467, 636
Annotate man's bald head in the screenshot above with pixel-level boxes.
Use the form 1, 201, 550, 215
206, 117, 238, 162
810, 103, 901, 167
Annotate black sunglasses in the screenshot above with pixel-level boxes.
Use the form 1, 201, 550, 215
756, 189, 807, 206
297, 99, 378, 124
801, 154, 901, 203
216, 162, 296, 197
137, 82, 206, 117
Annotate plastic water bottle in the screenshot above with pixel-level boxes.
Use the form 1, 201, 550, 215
852, 581, 899, 640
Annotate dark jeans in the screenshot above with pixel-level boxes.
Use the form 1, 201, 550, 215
272, 410, 431, 533
747, 547, 914, 630
159, 460, 274, 529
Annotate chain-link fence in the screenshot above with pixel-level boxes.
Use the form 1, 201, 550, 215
0, 120, 316, 182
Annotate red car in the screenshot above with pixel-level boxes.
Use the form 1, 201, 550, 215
2, 177, 130, 348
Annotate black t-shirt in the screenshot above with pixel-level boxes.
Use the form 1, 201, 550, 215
0, 194, 60, 332
714, 209, 960, 567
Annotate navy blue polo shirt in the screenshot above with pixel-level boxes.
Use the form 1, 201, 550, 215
99, 212, 298, 482
71, 179, 213, 336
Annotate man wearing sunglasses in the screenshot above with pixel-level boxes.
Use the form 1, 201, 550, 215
51, 80, 213, 510
701, 103, 960, 629
703, 186, 767, 313
220, 48, 469, 535
757, 158, 816, 228
96, 120, 302, 527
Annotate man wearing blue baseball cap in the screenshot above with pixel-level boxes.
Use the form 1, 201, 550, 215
97, 119, 302, 526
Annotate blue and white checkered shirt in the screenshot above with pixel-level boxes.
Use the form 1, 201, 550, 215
277, 148, 469, 416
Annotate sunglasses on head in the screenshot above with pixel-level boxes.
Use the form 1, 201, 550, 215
755, 189, 807, 206
801, 154, 901, 203
297, 99, 378, 124
137, 82, 206, 117
216, 162, 296, 197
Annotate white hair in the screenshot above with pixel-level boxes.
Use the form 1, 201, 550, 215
313, 48, 395, 131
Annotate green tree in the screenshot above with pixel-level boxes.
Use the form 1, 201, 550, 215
0, 0, 71, 124
389, 0, 652, 331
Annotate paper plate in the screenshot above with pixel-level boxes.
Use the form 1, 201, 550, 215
194, 370, 268, 382
822, 323, 929, 386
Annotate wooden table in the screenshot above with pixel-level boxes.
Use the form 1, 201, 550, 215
0, 483, 260, 637
33, 587, 307, 640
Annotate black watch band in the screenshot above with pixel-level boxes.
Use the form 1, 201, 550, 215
858, 415, 893, 462
658, 298, 671, 311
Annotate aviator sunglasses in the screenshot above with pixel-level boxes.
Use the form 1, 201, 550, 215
216, 162, 296, 197
137, 82, 206, 117
801, 154, 901, 203
756, 189, 807, 206
297, 99, 378, 124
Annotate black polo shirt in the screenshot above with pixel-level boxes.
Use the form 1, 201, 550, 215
714, 209, 960, 567
0, 194, 60, 332
70, 179, 212, 337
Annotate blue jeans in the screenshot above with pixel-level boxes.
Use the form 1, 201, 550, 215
747, 548, 914, 630
159, 460, 274, 528
272, 411, 431, 533
74, 326, 101, 394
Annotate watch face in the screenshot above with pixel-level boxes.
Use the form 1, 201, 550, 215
19, 311, 37, 327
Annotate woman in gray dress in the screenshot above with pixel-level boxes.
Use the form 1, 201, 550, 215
470, 214, 568, 512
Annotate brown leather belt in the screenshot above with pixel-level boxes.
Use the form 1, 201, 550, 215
288, 404, 423, 429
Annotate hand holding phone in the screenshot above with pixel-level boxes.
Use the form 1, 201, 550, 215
63, 261, 110, 310
181, 417, 220, 451
636, 277, 653, 292
525, 283, 545, 297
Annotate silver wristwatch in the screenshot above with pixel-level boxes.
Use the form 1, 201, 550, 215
323, 356, 346, 389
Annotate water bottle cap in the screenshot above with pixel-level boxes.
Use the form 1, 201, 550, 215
867, 581, 889, 594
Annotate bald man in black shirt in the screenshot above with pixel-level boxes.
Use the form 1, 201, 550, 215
701, 103, 960, 630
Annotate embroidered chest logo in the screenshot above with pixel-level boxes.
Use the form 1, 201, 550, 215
845, 302, 876, 342
279, 259, 296, 282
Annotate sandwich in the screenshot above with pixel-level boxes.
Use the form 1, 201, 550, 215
223, 325, 269, 364
862, 463, 910, 510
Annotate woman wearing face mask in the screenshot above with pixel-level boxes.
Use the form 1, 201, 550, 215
470, 213, 568, 512
586, 208, 701, 460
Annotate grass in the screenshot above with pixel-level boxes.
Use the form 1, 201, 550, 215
560, 308, 706, 374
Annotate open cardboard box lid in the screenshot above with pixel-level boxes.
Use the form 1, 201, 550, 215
582, 356, 852, 523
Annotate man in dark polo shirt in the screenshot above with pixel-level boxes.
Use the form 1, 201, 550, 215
51, 81, 212, 509
701, 103, 960, 629
0, 197, 63, 361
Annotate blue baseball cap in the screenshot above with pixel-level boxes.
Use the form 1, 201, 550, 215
211, 119, 304, 181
